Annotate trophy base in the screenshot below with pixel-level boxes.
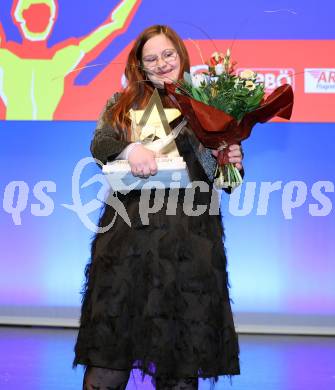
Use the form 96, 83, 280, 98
103, 157, 191, 191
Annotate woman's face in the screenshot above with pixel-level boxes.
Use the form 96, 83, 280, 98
141, 34, 181, 87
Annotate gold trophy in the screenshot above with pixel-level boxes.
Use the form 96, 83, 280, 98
129, 88, 184, 157
103, 89, 190, 191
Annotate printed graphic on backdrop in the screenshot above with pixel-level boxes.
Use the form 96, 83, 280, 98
0, 0, 334, 122
0, 0, 140, 120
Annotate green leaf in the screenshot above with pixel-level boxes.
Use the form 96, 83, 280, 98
191, 87, 203, 102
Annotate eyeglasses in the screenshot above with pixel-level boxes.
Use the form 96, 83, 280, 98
142, 49, 178, 68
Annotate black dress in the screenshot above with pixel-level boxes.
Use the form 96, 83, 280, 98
73, 92, 240, 383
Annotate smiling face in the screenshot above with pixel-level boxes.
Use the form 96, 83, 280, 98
141, 34, 181, 88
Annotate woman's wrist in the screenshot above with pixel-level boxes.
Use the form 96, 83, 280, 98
126, 141, 142, 160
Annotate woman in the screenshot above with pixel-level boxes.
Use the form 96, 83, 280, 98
74, 25, 243, 390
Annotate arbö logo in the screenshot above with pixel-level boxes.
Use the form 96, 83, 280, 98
304, 68, 335, 94
237, 68, 295, 93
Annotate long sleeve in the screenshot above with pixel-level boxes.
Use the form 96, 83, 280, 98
184, 126, 217, 182
90, 94, 131, 166
195, 146, 218, 182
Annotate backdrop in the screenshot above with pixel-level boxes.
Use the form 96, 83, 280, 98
0, 0, 334, 333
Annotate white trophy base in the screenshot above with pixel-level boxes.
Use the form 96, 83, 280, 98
103, 157, 191, 191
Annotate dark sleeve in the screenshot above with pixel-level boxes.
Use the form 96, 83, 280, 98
196, 146, 218, 182
90, 94, 131, 166
184, 126, 218, 182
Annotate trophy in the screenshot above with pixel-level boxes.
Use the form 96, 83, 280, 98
103, 89, 191, 191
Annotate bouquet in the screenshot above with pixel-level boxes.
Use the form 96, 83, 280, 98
165, 49, 294, 189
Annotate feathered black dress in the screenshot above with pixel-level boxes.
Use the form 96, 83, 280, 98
73, 92, 240, 382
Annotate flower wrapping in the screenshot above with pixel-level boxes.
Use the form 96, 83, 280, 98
165, 83, 294, 166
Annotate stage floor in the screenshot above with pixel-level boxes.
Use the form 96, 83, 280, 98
0, 326, 334, 389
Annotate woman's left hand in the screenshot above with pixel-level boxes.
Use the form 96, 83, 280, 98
211, 144, 244, 171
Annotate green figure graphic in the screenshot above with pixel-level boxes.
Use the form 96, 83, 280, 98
0, 0, 140, 120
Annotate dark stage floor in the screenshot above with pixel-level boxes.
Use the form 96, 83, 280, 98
0, 326, 334, 389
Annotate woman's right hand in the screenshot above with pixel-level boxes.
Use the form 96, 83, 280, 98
128, 143, 158, 178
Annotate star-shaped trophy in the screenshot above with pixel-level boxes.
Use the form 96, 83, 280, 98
103, 89, 190, 191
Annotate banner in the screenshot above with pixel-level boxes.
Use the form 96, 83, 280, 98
0, 0, 334, 121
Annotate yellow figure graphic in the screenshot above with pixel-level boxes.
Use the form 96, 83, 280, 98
0, 0, 140, 120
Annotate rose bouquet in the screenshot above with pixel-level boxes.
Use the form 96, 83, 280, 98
165, 49, 294, 189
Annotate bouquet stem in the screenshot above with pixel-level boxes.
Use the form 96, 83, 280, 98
214, 163, 243, 189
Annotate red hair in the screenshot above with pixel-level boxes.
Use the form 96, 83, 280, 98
104, 25, 190, 141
